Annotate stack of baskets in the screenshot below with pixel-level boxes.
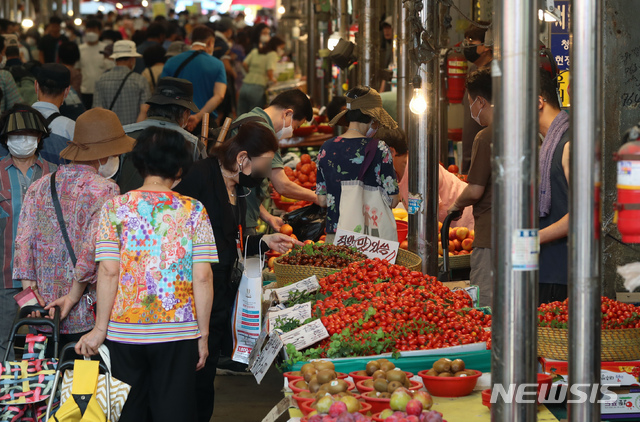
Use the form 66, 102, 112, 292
273, 248, 423, 287
538, 326, 640, 361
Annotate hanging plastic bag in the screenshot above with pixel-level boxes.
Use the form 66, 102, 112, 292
284, 204, 326, 241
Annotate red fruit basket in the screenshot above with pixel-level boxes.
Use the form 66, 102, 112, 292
356, 379, 422, 394
417, 369, 482, 397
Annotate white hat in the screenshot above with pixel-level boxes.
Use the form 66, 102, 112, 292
110, 40, 143, 60
383, 16, 393, 27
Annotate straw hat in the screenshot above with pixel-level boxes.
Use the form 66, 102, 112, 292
328, 87, 398, 129
60, 108, 135, 161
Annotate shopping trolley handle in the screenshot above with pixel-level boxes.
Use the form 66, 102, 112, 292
438, 210, 463, 282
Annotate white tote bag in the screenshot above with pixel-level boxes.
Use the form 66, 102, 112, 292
336, 139, 398, 241
231, 244, 264, 364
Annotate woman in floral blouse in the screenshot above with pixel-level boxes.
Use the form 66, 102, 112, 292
317, 86, 400, 237
75, 126, 216, 422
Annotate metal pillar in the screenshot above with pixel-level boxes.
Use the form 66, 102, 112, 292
491, 0, 539, 420
73, 0, 81, 22
407, 0, 439, 276
396, 0, 410, 132
359, 0, 380, 88
306, 2, 317, 105
336, 0, 349, 96
568, 0, 602, 420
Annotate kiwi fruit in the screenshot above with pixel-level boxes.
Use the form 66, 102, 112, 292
308, 379, 321, 393
316, 369, 336, 385
387, 381, 403, 393
450, 359, 465, 373
366, 361, 381, 376
363, 379, 375, 388
372, 370, 387, 380
355, 370, 368, 377
403, 378, 412, 388
380, 361, 396, 372
303, 369, 318, 382
433, 358, 452, 373
374, 378, 389, 393
438, 372, 454, 377
425, 368, 438, 377
314, 361, 335, 371
386, 369, 407, 384
295, 380, 309, 389
298, 391, 315, 399
301, 363, 315, 373
327, 379, 349, 394
465, 369, 477, 376
365, 391, 380, 398
454, 371, 468, 377
290, 371, 303, 377
379, 392, 391, 399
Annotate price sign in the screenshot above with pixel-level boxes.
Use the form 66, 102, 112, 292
249, 331, 284, 384
267, 302, 313, 332
334, 229, 400, 263
273, 275, 320, 302
280, 319, 330, 351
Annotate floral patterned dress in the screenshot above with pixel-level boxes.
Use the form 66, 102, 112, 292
95, 190, 218, 345
316, 136, 399, 234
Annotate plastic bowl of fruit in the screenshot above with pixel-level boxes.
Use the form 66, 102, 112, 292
360, 392, 392, 414
293, 394, 315, 410
300, 400, 372, 418
372, 411, 447, 422
289, 379, 356, 395
356, 379, 422, 394
418, 369, 482, 397
293, 126, 316, 137
349, 370, 415, 385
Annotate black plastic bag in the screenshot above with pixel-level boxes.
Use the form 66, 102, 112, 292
284, 204, 326, 241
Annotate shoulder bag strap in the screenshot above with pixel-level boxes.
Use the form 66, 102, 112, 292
173, 51, 203, 78
50, 172, 77, 267
357, 138, 380, 182
45, 112, 61, 127
147, 67, 156, 89
108, 70, 135, 111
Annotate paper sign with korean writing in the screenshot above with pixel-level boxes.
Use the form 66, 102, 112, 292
334, 229, 400, 263
273, 275, 320, 302
280, 319, 330, 351
249, 331, 284, 384
267, 302, 313, 332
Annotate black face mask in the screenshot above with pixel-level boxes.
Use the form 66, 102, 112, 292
238, 172, 264, 188
463, 46, 481, 63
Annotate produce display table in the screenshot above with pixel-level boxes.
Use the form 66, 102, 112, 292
280, 133, 333, 149
283, 375, 560, 422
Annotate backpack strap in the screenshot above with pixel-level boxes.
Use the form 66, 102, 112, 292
108, 70, 134, 111
45, 112, 61, 127
173, 51, 203, 78
147, 67, 156, 89
50, 172, 77, 267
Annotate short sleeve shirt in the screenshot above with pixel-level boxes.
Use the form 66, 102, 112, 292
243, 49, 279, 87
95, 190, 218, 344
465, 126, 493, 248
161, 51, 227, 117
316, 136, 399, 234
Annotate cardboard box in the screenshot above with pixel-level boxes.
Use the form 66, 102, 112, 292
540, 357, 640, 386
443, 280, 480, 307
602, 386, 640, 417
616, 292, 640, 304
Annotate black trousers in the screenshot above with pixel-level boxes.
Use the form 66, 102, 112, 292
107, 339, 198, 422
538, 283, 568, 306
195, 267, 238, 422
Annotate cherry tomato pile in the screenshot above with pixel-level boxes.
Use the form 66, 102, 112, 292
538, 297, 640, 330
280, 244, 367, 269
313, 259, 492, 354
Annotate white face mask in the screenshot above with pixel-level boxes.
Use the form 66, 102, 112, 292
0, 55, 6, 69
260, 34, 271, 44
365, 121, 378, 138
98, 156, 120, 179
469, 97, 484, 126
85, 32, 100, 43
276, 114, 293, 139
7, 134, 39, 158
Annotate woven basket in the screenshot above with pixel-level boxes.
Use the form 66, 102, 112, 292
538, 326, 640, 362
396, 248, 422, 272
438, 253, 472, 269
273, 257, 342, 287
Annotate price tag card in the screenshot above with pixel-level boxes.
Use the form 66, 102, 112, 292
334, 229, 400, 263
261, 396, 293, 422
273, 275, 320, 302
512, 229, 540, 271
267, 302, 313, 332
247, 318, 270, 370
280, 319, 329, 351
250, 331, 284, 384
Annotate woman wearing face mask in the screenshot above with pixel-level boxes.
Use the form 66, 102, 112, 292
318, 86, 400, 241
174, 121, 301, 422
0, 105, 57, 359
236, 36, 285, 116
12, 108, 133, 357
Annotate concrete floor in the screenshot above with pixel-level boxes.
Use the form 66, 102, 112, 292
211, 366, 291, 422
